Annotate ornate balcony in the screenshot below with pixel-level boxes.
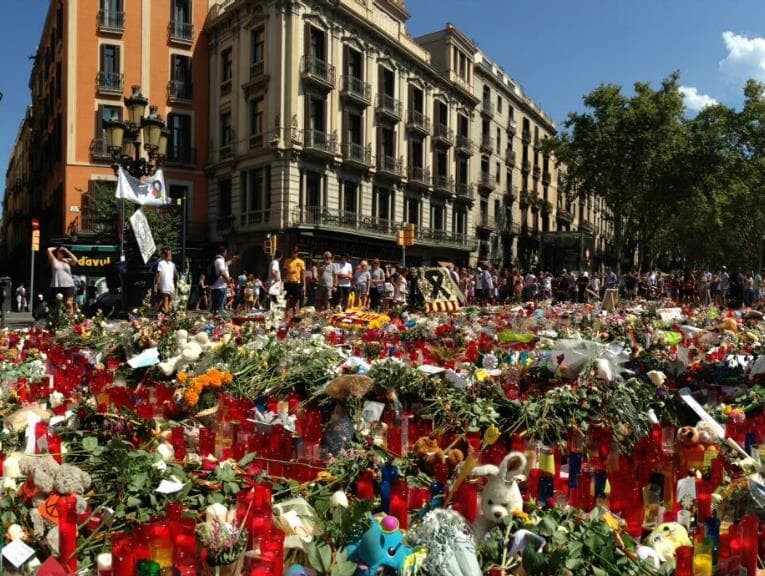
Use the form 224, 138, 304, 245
97, 71, 124, 95
165, 146, 196, 166
456, 135, 473, 156
542, 171, 552, 186
292, 206, 400, 239
167, 80, 193, 103
533, 165, 541, 180
301, 57, 336, 90
557, 208, 573, 224
476, 215, 495, 231
376, 155, 405, 179
342, 142, 373, 168
303, 129, 337, 157
521, 160, 531, 174
407, 166, 431, 189
505, 149, 515, 167
90, 139, 111, 161
505, 185, 519, 202
98, 10, 124, 34
341, 75, 371, 106
481, 98, 494, 117
376, 94, 402, 122
455, 182, 475, 201
168, 20, 194, 44
508, 119, 517, 134
541, 200, 553, 214
480, 135, 494, 155
478, 172, 495, 193
579, 220, 594, 234
406, 110, 430, 135
239, 209, 272, 229
433, 174, 455, 195
432, 124, 454, 147
417, 228, 477, 251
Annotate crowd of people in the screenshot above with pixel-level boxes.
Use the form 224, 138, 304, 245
27, 242, 765, 322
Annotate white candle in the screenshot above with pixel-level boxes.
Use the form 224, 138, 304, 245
205, 502, 228, 524
97, 553, 113, 575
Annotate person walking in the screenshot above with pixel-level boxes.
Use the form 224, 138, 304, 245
47, 246, 78, 315
154, 247, 178, 315
15, 283, 27, 312
268, 251, 283, 308
744, 273, 755, 308
210, 246, 237, 317
283, 246, 306, 316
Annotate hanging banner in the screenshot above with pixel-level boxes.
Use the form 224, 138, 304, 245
116, 166, 169, 206
129, 209, 156, 264
416, 267, 465, 313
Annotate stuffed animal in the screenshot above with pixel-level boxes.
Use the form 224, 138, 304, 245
642, 522, 691, 563
346, 514, 413, 576
471, 451, 527, 543
325, 375, 374, 401
676, 422, 719, 449
158, 330, 214, 376
412, 437, 464, 475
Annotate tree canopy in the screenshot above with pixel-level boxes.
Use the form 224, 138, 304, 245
550, 73, 765, 273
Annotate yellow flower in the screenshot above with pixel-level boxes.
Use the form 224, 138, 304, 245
475, 369, 489, 382
512, 510, 531, 524
483, 424, 500, 446
316, 471, 333, 482
222, 372, 233, 385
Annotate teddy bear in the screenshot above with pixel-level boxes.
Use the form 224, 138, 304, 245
17, 455, 92, 553
325, 374, 374, 401
412, 437, 464, 476
471, 451, 527, 543
158, 330, 214, 376
676, 421, 719, 449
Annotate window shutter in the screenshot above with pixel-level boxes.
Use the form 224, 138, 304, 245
378, 65, 384, 97
343, 45, 349, 79
342, 109, 349, 147
376, 126, 382, 160
114, 45, 121, 73
99, 45, 106, 72
95, 105, 103, 140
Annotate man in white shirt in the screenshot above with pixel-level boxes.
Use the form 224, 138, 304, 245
333, 253, 353, 310
210, 246, 237, 316
268, 251, 283, 307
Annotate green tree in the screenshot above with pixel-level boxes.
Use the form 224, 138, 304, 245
90, 181, 181, 263
550, 73, 686, 273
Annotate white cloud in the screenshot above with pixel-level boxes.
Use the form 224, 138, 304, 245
679, 85, 718, 112
720, 31, 765, 82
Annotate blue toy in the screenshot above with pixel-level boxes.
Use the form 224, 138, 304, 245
285, 566, 310, 576
347, 514, 413, 576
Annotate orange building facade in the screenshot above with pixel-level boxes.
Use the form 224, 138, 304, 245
25, 0, 210, 255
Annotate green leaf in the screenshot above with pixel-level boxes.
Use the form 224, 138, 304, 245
237, 452, 256, 467
331, 550, 357, 576
82, 436, 99, 452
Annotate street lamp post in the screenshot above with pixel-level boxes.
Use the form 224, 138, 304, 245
103, 85, 168, 309
103, 85, 168, 263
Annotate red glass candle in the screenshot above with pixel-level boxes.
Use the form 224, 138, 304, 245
261, 528, 285, 576
389, 480, 409, 531
250, 510, 272, 548
674, 545, 693, 576
248, 560, 274, 576
111, 532, 135, 576
171, 427, 186, 462
453, 482, 479, 523
740, 515, 759, 576
253, 482, 272, 512
57, 494, 78, 572
387, 423, 403, 457
697, 483, 712, 521
165, 502, 183, 522
198, 427, 215, 458
47, 432, 62, 463
237, 489, 254, 526
356, 470, 375, 501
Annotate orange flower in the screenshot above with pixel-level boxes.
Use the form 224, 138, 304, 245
222, 372, 233, 385
184, 389, 199, 406
177, 372, 188, 385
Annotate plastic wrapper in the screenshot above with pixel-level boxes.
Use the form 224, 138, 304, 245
718, 474, 765, 523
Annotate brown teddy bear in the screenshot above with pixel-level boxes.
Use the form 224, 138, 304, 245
326, 374, 374, 400
413, 436, 464, 475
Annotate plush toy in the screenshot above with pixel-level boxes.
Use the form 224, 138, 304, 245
471, 451, 527, 543
17, 455, 92, 554
158, 330, 214, 376
642, 522, 691, 563
676, 422, 719, 449
325, 374, 374, 401
347, 514, 413, 576
412, 437, 464, 475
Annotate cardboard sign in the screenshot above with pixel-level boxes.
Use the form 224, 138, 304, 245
658, 307, 683, 322
129, 209, 156, 264
415, 267, 465, 312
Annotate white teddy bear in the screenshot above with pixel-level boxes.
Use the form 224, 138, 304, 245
471, 451, 527, 543
158, 330, 214, 376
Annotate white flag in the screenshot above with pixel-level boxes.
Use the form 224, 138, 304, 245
116, 166, 169, 206
129, 209, 156, 264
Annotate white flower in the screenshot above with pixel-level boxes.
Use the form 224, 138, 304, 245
153, 460, 167, 473
3, 477, 18, 491
55, 293, 64, 301
6, 524, 24, 541
49, 391, 65, 408
205, 502, 228, 524
647, 370, 666, 386
330, 490, 349, 509
156, 442, 175, 462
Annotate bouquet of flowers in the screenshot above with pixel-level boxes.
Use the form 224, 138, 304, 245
197, 518, 248, 573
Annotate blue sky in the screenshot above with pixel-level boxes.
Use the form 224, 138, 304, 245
3, 0, 765, 210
